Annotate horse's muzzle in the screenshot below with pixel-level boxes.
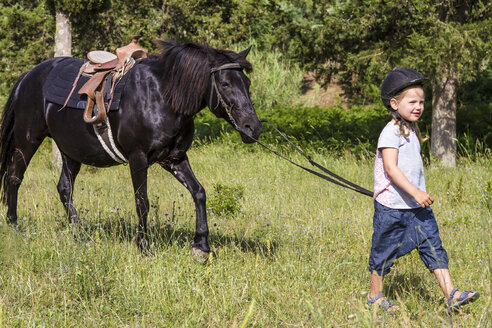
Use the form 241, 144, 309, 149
238, 121, 262, 143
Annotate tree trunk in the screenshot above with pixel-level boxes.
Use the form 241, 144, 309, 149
52, 11, 72, 169
431, 71, 457, 167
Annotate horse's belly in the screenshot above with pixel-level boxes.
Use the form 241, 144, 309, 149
46, 105, 122, 167
61, 143, 120, 167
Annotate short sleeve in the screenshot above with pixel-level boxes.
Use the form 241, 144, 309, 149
377, 122, 401, 150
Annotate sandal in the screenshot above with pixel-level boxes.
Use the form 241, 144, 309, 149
367, 293, 398, 312
447, 288, 479, 312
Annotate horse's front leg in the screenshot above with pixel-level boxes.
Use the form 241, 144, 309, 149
161, 156, 210, 260
128, 153, 150, 252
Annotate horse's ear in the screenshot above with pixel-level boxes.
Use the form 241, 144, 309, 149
238, 46, 252, 59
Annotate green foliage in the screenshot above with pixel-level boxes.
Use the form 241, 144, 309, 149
456, 65, 492, 148
195, 95, 491, 159
240, 44, 305, 111
196, 103, 390, 157
159, 0, 289, 49
260, 105, 388, 154
484, 180, 492, 211
0, 1, 54, 95
45, 0, 111, 16
295, 0, 492, 102
160, 0, 246, 46
58, 0, 165, 58
456, 133, 492, 162
208, 182, 244, 216
1, 0, 489, 104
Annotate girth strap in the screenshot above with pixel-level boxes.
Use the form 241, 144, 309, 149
92, 117, 127, 164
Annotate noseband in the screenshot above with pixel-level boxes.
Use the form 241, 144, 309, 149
209, 63, 244, 129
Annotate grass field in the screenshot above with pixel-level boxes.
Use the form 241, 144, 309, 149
0, 138, 490, 327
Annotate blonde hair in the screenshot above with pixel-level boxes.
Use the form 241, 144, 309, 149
390, 87, 424, 143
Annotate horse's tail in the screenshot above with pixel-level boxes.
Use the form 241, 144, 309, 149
0, 72, 28, 204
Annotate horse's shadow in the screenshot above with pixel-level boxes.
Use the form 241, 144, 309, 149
69, 215, 280, 259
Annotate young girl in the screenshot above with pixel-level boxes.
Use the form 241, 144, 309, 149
366, 68, 479, 312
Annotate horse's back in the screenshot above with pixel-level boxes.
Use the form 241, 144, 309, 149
12, 57, 68, 110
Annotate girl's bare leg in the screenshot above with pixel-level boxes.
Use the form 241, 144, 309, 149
369, 273, 400, 311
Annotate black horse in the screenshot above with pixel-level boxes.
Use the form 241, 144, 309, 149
0, 40, 262, 259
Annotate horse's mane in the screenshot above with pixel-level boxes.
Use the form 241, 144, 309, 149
156, 39, 252, 116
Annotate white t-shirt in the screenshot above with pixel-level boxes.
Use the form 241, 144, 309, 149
373, 121, 426, 209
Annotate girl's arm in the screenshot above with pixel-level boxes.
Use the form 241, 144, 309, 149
381, 147, 434, 208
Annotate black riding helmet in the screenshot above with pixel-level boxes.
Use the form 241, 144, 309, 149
380, 68, 429, 110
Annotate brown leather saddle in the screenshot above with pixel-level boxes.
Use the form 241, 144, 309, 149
63, 36, 147, 124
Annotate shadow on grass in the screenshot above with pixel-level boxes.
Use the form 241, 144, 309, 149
67, 215, 280, 259
385, 271, 434, 303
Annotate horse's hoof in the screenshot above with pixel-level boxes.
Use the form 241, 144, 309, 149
69, 223, 83, 240
137, 239, 153, 255
69, 214, 80, 225
192, 247, 210, 263
6, 217, 17, 226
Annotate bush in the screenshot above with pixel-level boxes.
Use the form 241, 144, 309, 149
246, 45, 305, 111
195, 104, 390, 158
208, 183, 245, 217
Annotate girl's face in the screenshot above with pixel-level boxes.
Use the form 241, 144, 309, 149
390, 86, 425, 122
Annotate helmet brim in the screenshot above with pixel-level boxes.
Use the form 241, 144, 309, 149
382, 77, 429, 100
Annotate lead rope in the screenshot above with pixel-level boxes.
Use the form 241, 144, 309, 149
208, 64, 373, 197
257, 119, 374, 197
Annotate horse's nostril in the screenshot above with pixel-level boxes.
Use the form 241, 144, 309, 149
244, 124, 251, 130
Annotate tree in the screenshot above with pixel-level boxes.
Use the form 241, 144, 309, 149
159, 0, 282, 48
51, 11, 72, 169
301, 0, 491, 167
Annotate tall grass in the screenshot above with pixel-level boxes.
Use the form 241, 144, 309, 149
0, 139, 490, 327
233, 43, 305, 112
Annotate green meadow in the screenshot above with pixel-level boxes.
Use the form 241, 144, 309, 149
0, 138, 490, 327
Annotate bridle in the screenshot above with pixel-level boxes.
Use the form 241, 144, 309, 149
208, 63, 373, 198
209, 63, 244, 129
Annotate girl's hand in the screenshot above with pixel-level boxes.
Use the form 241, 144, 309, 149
414, 190, 434, 208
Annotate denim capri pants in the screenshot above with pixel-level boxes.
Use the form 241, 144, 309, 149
368, 201, 449, 276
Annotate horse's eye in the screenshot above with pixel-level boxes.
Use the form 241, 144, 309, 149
220, 82, 230, 88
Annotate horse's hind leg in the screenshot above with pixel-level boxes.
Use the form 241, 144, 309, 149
5, 136, 46, 225
1, 66, 49, 226
57, 152, 81, 223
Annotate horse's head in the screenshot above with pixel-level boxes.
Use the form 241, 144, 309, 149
207, 47, 262, 143
158, 40, 262, 142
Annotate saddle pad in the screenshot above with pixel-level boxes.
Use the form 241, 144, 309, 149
43, 57, 133, 111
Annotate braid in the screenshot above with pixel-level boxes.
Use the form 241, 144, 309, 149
414, 122, 424, 143
392, 111, 410, 138
392, 112, 423, 143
